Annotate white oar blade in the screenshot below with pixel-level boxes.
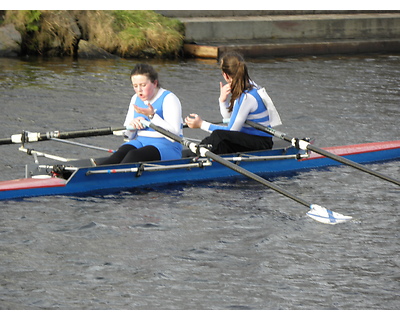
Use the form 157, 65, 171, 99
307, 204, 352, 225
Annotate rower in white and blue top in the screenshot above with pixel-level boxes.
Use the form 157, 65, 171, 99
98, 63, 183, 165
185, 51, 279, 154
206, 85, 273, 137
123, 87, 183, 160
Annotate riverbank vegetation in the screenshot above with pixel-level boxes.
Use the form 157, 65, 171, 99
2, 10, 184, 58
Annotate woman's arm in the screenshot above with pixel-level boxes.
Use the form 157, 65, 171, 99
219, 82, 231, 120
204, 94, 258, 132
151, 92, 182, 136
219, 100, 231, 120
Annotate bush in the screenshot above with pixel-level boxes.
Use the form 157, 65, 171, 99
3, 10, 184, 58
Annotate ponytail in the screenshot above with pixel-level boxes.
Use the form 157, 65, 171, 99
220, 52, 252, 112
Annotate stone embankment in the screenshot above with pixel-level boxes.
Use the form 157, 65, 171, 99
158, 10, 400, 59
0, 24, 21, 57
0, 23, 117, 59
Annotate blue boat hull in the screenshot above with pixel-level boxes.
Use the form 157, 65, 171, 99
1, 140, 399, 201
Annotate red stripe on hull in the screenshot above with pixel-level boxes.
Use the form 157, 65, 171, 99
306, 141, 400, 160
0, 177, 66, 191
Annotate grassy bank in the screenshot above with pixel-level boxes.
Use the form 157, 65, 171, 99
2, 10, 184, 58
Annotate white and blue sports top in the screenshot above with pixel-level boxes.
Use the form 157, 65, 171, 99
123, 87, 183, 140
200, 85, 273, 137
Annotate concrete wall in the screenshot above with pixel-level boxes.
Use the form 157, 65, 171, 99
156, 10, 397, 18
176, 12, 400, 59
178, 13, 400, 42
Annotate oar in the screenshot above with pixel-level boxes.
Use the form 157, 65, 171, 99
50, 137, 116, 153
140, 119, 352, 225
0, 123, 213, 145
245, 120, 400, 187
0, 127, 126, 145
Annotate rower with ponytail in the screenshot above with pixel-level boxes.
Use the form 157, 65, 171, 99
185, 52, 278, 154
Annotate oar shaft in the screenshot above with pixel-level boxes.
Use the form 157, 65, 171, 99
0, 137, 12, 145
44, 127, 126, 140
245, 120, 400, 187
308, 144, 400, 186
0, 127, 126, 145
144, 120, 310, 208
50, 137, 115, 153
1, 122, 216, 145
245, 121, 292, 143
203, 148, 310, 207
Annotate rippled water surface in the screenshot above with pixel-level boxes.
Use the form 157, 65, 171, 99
0, 54, 399, 309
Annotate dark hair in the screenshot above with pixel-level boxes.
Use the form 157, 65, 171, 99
130, 63, 160, 87
220, 52, 253, 112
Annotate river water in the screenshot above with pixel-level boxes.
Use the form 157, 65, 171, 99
0, 54, 399, 310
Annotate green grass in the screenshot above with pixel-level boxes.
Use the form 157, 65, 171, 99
2, 10, 184, 58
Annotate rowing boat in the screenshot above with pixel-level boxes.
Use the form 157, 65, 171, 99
1, 136, 399, 201
2, 122, 399, 225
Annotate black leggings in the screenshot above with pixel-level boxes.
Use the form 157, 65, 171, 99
98, 144, 161, 165
201, 130, 273, 154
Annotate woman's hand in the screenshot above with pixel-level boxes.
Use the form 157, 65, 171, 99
134, 103, 155, 118
185, 114, 203, 129
219, 82, 231, 103
129, 117, 146, 130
